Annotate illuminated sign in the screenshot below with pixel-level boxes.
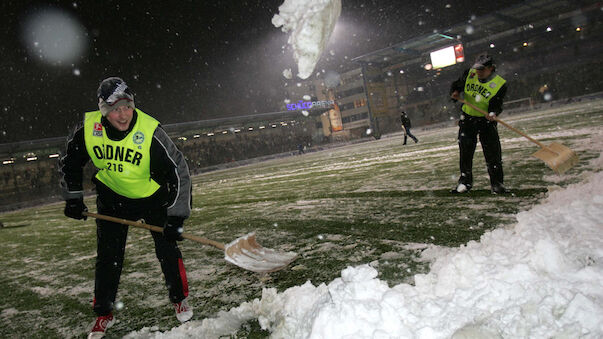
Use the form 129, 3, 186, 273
329, 109, 343, 132
286, 100, 334, 111
454, 43, 464, 63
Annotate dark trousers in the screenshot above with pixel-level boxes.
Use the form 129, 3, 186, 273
93, 195, 189, 316
403, 127, 418, 144
457, 115, 504, 189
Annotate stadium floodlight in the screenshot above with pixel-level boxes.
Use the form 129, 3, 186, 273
429, 43, 464, 69
430, 46, 455, 69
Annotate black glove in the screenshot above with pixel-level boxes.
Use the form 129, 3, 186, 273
64, 198, 88, 220
163, 216, 184, 241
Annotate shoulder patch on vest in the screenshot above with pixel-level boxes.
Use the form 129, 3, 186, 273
133, 131, 145, 144
93, 122, 103, 137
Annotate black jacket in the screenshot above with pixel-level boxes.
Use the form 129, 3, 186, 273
59, 111, 192, 219
401, 115, 411, 128
450, 69, 508, 115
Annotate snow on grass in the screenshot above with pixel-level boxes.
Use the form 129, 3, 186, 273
1, 100, 602, 338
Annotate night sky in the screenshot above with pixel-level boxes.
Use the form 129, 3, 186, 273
1, 0, 526, 143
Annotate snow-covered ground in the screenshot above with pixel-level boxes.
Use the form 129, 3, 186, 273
1, 100, 601, 338
125, 133, 603, 338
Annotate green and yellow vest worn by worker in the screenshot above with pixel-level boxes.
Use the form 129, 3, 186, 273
462, 69, 506, 117
83, 109, 160, 198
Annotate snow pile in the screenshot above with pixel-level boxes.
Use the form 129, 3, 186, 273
272, 0, 341, 79
127, 171, 603, 338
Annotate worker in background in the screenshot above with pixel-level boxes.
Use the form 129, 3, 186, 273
400, 111, 418, 145
449, 53, 508, 194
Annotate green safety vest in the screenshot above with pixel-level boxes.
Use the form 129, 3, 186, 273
83, 109, 161, 198
462, 69, 506, 117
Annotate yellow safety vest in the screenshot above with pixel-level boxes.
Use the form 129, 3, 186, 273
462, 69, 506, 117
83, 109, 160, 198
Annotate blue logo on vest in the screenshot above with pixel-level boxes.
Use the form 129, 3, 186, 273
133, 131, 145, 144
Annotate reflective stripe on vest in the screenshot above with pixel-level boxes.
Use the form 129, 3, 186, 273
83, 109, 160, 198
462, 69, 506, 117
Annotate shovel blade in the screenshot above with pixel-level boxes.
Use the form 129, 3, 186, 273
224, 233, 298, 273
532, 142, 578, 174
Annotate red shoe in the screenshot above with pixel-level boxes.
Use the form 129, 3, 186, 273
87, 313, 115, 339
174, 298, 193, 322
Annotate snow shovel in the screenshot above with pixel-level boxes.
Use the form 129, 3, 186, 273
459, 99, 578, 174
83, 212, 298, 273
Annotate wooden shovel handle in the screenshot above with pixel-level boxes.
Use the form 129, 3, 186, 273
459, 99, 547, 149
83, 212, 225, 250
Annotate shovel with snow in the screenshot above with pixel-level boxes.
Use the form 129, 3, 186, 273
459, 99, 578, 174
83, 212, 298, 273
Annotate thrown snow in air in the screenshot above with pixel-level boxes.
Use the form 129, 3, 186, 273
282, 68, 293, 79
272, 0, 341, 79
126, 169, 603, 338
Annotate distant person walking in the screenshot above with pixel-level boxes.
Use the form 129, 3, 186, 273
60, 77, 193, 338
449, 53, 508, 194
400, 111, 418, 145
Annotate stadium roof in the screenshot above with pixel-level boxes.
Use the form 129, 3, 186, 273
351, 33, 460, 66
0, 108, 330, 158
352, 0, 600, 68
